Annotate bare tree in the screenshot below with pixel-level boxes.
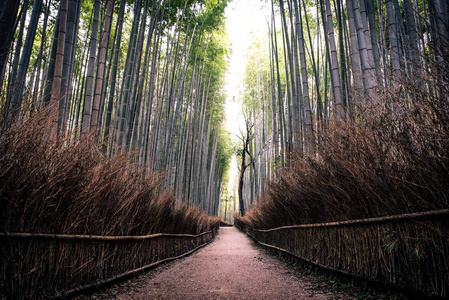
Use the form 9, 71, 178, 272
236, 115, 255, 216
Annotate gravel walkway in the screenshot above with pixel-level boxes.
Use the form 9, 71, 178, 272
111, 226, 352, 299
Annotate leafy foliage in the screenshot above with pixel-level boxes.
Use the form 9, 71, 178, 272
237, 52, 449, 228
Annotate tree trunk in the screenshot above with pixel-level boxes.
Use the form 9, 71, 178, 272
351, 0, 376, 91
91, 0, 114, 132
50, 0, 68, 141
32, 0, 50, 106
59, 0, 80, 137
365, 0, 382, 82
293, 0, 313, 152
0, 0, 21, 92
323, 0, 344, 119
385, 0, 401, 86
103, 0, 126, 144
9, 0, 42, 117
82, 0, 101, 135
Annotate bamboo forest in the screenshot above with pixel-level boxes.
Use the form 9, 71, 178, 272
1, 0, 448, 298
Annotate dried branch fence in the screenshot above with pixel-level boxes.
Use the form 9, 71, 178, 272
236, 210, 449, 299
0, 229, 217, 299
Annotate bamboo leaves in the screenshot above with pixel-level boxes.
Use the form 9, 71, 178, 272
0, 0, 231, 216
237, 0, 447, 211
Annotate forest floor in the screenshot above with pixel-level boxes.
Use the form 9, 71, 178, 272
86, 227, 384, 299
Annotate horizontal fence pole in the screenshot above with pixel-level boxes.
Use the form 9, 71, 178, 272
253, 209, 449, 232
0, 230, 213, 242
237, 209, 449, 299
249, 237, 445, 300
2, 227, 218, 298
50, 240, 213, 299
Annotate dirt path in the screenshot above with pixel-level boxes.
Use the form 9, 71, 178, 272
110, 227, 352, 299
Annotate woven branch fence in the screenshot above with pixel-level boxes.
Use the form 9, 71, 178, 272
236, 209, 449, 299
0, 229, 217, 299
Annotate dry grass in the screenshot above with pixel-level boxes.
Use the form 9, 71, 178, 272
0, 107, 219, 235
234, 52, 449, 298
0, 105, 220, 298
237, 52, 449, 229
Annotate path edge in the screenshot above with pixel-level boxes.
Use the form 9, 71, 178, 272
50, 233, 217, 299
235, 225, 444, 300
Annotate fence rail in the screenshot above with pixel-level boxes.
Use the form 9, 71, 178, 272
0, 228, 217, 299
236, 209, 449, 299
0, 230, 212, 241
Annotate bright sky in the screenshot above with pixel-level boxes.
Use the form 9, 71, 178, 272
224, 0, 268, 139
222, 0, 268, 210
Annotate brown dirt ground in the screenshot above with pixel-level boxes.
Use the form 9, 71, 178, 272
91, 227, 359, 300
